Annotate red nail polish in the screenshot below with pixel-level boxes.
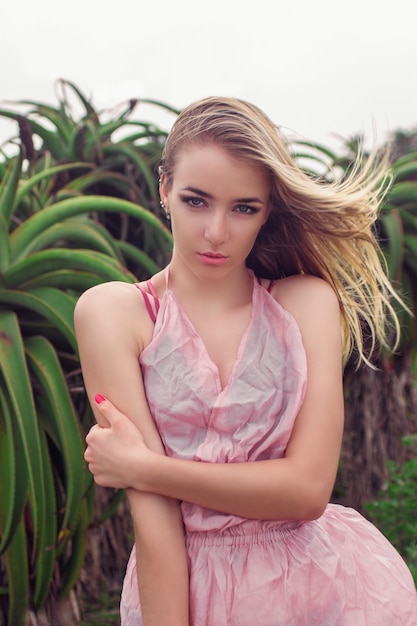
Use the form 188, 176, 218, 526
95, 394, 106, 404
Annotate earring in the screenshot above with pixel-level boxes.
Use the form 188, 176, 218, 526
160, 200, 170, 220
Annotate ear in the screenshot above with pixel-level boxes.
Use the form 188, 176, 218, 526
159, 174, 169, 206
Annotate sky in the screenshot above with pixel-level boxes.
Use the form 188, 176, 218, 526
1, 0, 416, 152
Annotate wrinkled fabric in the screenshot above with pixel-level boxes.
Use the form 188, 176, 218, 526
120, 274, 417, 625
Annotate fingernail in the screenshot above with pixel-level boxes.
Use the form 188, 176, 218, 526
95, 394, 106, 404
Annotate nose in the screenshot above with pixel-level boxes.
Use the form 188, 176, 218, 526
204, 210, 229, 247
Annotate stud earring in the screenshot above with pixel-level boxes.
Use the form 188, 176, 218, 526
160, 200, 170, 220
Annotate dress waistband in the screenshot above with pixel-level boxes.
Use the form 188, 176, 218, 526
185, 522, 306, 548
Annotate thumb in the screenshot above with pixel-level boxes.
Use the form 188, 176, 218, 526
93, 393, 119, 428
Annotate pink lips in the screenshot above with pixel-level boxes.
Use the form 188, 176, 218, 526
198, 252, 228, 266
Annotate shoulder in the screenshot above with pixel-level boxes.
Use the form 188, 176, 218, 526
267, 275, 341, 339
269, 274, 338, 310
75, 280, 140, 320
74, 280, 155, 351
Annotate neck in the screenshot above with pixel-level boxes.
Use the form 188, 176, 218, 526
168, 257, 253, 311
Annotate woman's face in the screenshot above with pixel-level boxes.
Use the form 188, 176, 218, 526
160, 143, 271, 280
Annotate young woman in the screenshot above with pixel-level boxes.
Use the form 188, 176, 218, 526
75, 97, 417, 625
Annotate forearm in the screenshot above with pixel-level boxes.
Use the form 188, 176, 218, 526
136, 455, 332, 521
75, 287, 189, 623
126, 490, 189, 626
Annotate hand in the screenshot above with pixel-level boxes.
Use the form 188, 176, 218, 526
84, 396, 152, 489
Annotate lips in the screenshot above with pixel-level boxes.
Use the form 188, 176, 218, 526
198, 252, 229, 265
200, 252, 227, 259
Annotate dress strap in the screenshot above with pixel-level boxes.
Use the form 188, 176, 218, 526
256, 276, 275, 294
134, 280, 160, 323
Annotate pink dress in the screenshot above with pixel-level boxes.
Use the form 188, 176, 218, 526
120, 272, 417, 625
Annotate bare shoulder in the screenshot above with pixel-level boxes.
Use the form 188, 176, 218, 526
74, 280, 154, 351
75, 281, 140, 321
270, 274, 338, 308
268, 275, 341, 333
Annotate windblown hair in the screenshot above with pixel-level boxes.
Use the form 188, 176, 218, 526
159, 96, 403, 367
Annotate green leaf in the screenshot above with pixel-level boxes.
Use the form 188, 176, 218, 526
57, 79, 97, 118
292, 140, 338, 162
391, 160, 417, 182
4, 249, 136, 288
0, 313, 45, 559
378, 210, 404, 280
25, 335, 87, 536
0, 213, 10, 271
14, 162, 93, 208
16, 269, 101, 291
139, 97, 181, 116
10, 195, 171, 260
0, 387, 29, 554
116, 240, 160, 275
392, 151, 417, 168
62, 170, 138, 198
0, 109, 63, 156
58, 500, 89, 599
403, 234, 417, 282
119, 129, 168, 144
388, 181, 417, 205
31, 427, 57, 610
13, 219, 123, 260
400, 210, 417, 235
0, 288, 77, 351
2, 519, 28, 626
404, 233, 417, 258
103, 143, 158, 203
17, 102, 73, 145
0, 145, 23, 226
67, 120, 98, 161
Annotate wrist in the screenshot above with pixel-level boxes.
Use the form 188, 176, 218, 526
134, 447, 165, 492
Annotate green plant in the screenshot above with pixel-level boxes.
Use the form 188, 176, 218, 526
365, 436, 417, 585
291, 138, 417, 512
292, 138, 417, 347
79, 589, 120, 626
1, 79, 179, 275
2, 81, 417, 622
0, 84, 173, 624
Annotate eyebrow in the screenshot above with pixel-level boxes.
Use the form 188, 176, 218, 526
180, 186, 265, 204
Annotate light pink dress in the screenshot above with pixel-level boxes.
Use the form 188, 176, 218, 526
120, 272, 417, 625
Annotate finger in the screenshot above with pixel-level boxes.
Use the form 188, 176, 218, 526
94, 393, 116, 422
84, 445, 92, 463
93, 394, 126, 427
85, 423, 100, 445
90, 394, 112, 428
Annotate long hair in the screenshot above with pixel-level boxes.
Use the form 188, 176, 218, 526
159, 96, 404, 367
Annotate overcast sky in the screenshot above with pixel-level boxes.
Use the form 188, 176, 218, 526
1, 0, 416, 151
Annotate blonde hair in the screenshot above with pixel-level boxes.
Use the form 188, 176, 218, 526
160, 96, 403, 367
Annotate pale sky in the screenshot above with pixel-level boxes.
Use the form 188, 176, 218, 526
1, 0, 416, 151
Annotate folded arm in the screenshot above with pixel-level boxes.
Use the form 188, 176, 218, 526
74, 280, 189, 626
88, 276, 345, 522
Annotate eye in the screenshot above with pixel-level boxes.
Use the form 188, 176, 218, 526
235, 205, 258, 215
181, 195, 205, 208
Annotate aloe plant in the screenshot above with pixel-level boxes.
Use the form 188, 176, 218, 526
292, 137, 417, 512
0, 79, 178, 265
0, 87, 173, 623
380, 152, 417, 347
2, 82, 417, 622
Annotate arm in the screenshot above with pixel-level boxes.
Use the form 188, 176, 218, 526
148, 276, 344, 520
74, 281, 189, 626
89, 276, 344, 522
